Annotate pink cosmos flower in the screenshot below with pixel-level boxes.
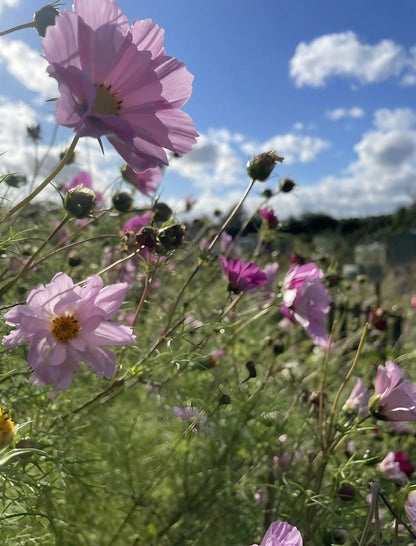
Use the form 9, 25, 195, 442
122, 164, 162, 196
2, 272, 135, 395
379, 451, 414, 481
343, 378, 370, 417
42, 0, 198, 172
251, 520, 303, 546
220, 257, 267, 293
259, 208, 278, 229
411, 293, 416, 310
63, 171, 103, 206
280, 262, 332, 348
369, 361, 416, 421
405, 490, 416, 534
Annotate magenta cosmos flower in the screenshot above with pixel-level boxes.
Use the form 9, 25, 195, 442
220, 257, 267, 293
379, 451, 414, 481
342, 377, 370, 417
280, 262, 332, 348
369, 361, 416, 421
42, 0, 198, 172
251, 520, 303, 546
259, 208, 278, 229
2, 273, 135, 395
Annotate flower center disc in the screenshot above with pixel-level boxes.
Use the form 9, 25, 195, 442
92, 84, 122, 115
51, 315, 80, 343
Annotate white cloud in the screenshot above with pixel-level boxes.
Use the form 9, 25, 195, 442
0, 0, 19, 16
0, 38, 57, 100
327, 107, 365, 121
242, 133, 330, 164
290, 32, 406, 87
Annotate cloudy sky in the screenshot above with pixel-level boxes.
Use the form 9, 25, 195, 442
1, 0, 416, 220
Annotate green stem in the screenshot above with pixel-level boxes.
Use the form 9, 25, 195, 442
2, 136, 79, 221
0, 21, 34, 37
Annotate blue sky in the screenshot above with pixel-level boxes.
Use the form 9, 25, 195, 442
1, 0, 416, 220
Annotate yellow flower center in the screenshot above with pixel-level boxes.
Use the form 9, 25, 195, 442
51, 315, 80, 343
0, 408, 16, 449
92, 84, 122, 115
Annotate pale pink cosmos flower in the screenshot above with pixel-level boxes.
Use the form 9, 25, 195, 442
63, 171, 103, 206
379, 451, 414, 481
369, 361, 416, 421
42, 0, 198, 172
122, 164, 162, 196
2, 273, 135, 396
280, 262, 332, 348
411, 293, 416, 310
251, 520, 303, 546
405, 490, 416, 534
343, 378, 370, 417
220, 257, 267, 293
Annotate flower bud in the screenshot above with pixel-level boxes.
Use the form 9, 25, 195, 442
262, 188, 273, 199
16, 437, 37, 460
59, 149, 77, 164
279, 177, 296, 193
68, 251, 82, 267
153, 202, 173, 223
112, 191, 133, 212
158, 223, 186, 251
4, 174, 27, 188
247, 150, 284, 182
121, 226, 158, 253
64, 185, 96, 219
26, 124, 42, 142
33, 2, 59, 37
337, 483, 355, 502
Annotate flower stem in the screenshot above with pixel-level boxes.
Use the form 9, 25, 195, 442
1, 136, 79, 221
0, 21, 35, 37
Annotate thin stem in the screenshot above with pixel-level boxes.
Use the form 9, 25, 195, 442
0, 21, 34, 37
2, 136, 79, 221
162, 178, 256, 334
0, 215, 69, 296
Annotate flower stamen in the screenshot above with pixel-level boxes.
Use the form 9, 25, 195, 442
93, 83, 122, 115
51, 315, 80, 343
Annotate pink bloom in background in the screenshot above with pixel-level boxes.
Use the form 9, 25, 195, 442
122, 164, 162, 196
63, 171, 103, 206
370, 361, 416, 421
280, 262, 332, 348
412, 293, 416, 310
405, 490, 416, 534
379, 451, 414, 481
2, 273, 135, 395
251, 520, 303, 546
43, 0, 198, 172
259, 208, 278, 229
343, 378, 370, 417
185, 195, 196, 211
122, 211, 152, 234
220, 257, 267, 293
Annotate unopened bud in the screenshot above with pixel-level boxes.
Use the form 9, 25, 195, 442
247, 150, 284, 182
64, 185, 96, 219
337, 483, 355, 502
153, 202, 172, 223
121, 226, 158, 253
279, 177, 296, 193
26, 124, 42, 142
59, 149, 77, 164
16, 437, 37, 460
158, 223, 186, 251
262, 188, 273, 199
4, 174, 27, 188
68, 251, 82, 267
33, 2, 59, 37
112, 191, 133, 212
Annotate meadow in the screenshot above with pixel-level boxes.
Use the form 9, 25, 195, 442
2, 2, 416, 545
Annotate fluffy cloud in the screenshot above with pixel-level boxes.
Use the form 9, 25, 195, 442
290, 32, 406, 87
0, 38, 57, 100
0, 0, 19, 16
242, 134, 330, 164
327, 107, 365, 121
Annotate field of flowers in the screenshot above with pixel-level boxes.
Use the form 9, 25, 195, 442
1, 2, 416, 545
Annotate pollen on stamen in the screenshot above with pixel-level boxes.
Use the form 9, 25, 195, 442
51, 315, 80, 343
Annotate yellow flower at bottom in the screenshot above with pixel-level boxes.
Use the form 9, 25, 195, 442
0, 407, 16, 449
